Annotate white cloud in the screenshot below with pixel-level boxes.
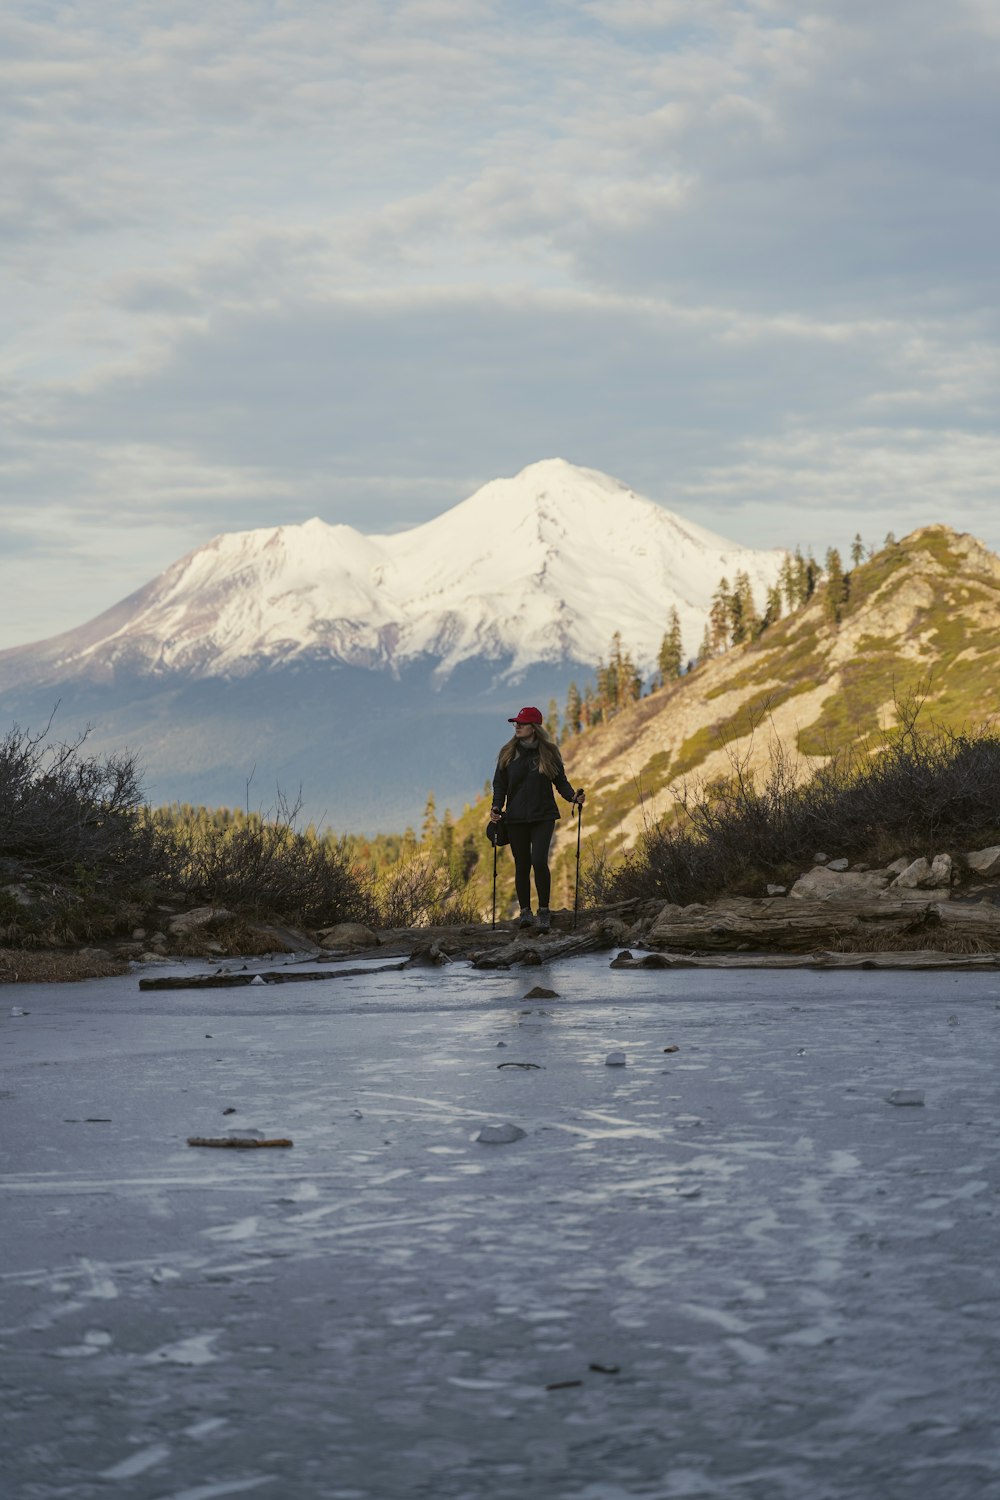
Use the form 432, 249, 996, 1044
1, 0, 999, 645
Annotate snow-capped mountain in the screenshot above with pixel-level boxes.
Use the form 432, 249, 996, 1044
0, 460, 786, 692
0, 461, 789, 829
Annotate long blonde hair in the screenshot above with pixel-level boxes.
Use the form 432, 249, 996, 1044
498, 723, 563, 780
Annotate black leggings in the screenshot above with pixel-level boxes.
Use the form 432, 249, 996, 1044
507, 820, 555, 911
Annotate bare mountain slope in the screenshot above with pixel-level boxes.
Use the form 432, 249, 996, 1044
441, 525, 1000, 901
562, 524, 1000, 861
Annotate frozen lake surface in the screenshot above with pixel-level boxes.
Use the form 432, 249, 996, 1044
2, 955, 999, 1500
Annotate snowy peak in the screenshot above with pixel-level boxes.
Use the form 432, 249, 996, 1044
0, 460, 788, 688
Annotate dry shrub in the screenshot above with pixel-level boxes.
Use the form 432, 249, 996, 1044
0, 947, 130, 984
0, 718, 160, 884
373, 855, 482, 928
165, 803, 371, 928
608, 698, 1000, 907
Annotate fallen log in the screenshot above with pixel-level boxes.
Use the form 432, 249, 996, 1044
187, 1136, 294, 1148
646, 896, 934, 954
470, 926, 617, 969
140, 961, 409, 991
610, 948, 1000, 971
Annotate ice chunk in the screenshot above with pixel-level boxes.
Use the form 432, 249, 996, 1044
886, 1089, 925, 1106
476, 1123, 526, 1145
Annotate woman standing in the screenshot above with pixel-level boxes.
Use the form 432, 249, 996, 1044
490, 706, 585, 931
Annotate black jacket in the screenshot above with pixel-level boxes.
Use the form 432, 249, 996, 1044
492, 741, 577, 824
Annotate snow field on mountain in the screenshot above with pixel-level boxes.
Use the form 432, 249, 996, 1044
5, 459, 787, 684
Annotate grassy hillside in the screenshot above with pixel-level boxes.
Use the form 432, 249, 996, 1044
446, 524, 1000, 913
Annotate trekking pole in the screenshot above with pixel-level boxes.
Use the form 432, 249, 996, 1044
491, 835, 498, 930
573, 790, 584, 930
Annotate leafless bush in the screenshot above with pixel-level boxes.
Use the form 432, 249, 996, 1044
372, 855, 482, 927
0, 717, 161, 887
580, 838, 616, 906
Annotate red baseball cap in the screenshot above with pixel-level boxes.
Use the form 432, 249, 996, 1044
508, 706, 544, 724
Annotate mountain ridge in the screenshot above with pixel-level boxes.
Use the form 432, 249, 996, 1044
431, 523, 1000, 907
0, 459, 786, 693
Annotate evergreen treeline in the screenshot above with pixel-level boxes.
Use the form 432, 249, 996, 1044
559, 532, 878, 741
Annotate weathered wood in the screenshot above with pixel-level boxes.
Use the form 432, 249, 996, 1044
610, 948, 1000, 971
470, 927, 614, 969
646, 896, 935, 954
187, 1136, 293, 1148
140, 961, 409, 991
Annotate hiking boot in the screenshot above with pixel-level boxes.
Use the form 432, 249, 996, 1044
517, 908, 534, 930
536, 908, 552, 933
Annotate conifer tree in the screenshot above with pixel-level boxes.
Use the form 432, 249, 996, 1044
697, 623, 712, 666
564, 681, 582, 737
779, 552, 796, 612
824, 547, 848, 624
729, 570, 759, 645
582, 684, 597, 728
708, 577, 731, 654
545, 698, 560, 739
761, 583, 783, 633
421, 793, 438, 846
658, 606, 683, 684
803, 550, 821, 600
850, 533, 865, 567
439, 808, 455, 866
609, 631, 641, 708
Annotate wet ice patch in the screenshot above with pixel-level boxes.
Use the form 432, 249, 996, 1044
52, 1329, 113, 1358
204, 1216, 260, 1242
146, 1331, 221, 1366
100, 1442, 170, 1480
185, 1417, 229, 1439
80, 1258, 118, 1300
157, 1480, 272, 1500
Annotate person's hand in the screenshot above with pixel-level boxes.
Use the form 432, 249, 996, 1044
490, 808, 502, 823
573, 790, 586, 807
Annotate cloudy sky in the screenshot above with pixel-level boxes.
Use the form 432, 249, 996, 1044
2, 0, 998, 647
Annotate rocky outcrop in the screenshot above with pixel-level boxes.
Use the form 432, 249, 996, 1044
889, 854, 953, 890
966, 845, 1000, 878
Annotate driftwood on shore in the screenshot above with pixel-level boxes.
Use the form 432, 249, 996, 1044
187, 1136, 293, 1148
610, 948, 1000, 971
643, 895, 1000, 954
139, 960, 409, 991
469, 924, 622, 969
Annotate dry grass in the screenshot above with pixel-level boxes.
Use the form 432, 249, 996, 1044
0, 948, 130, 984
827, 930, 999, 954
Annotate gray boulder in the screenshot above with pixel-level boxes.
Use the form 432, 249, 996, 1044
317, 923, 380, 950
827, 857, 849, 872
966, 845, 1000, 878
889, 857, 931, 889
889, 856, 952, 891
